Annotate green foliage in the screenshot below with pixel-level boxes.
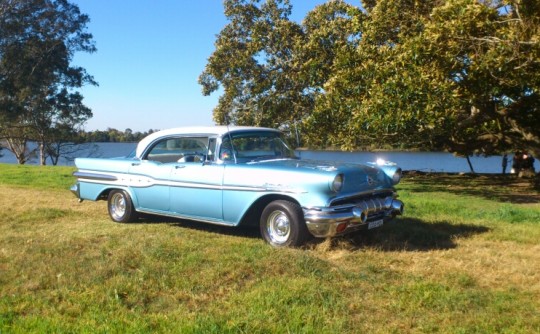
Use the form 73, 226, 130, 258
202, 0, 540, 156
414, 0, 539, 155
199, 0, 306, 128
0, 0, 97, 165
80, 127, 157, 143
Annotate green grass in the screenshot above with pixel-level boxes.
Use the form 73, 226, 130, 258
0, 163, 75, 190
1, 164, 540, 333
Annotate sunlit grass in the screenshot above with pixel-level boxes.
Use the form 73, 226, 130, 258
0, 163, 75, 190
1, 164, 539, 333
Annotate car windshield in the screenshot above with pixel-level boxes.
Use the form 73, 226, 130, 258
220, 131, 297, 163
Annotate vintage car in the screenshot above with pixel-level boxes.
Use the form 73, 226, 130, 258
71, 126, 404, 247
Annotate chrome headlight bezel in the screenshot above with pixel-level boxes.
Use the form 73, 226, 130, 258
392, 168, 402, 185
331, 174, 344, 193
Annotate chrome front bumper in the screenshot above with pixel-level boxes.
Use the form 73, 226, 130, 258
303, 197, 404, 238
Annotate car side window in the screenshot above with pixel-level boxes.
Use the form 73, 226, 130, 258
145, 137, 209, 163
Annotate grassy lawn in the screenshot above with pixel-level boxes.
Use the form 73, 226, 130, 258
1, 164, 539, 333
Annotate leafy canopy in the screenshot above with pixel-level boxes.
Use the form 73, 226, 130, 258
203, 0, 539, 156
0, 0, 97, 164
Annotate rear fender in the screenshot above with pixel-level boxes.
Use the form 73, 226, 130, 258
78, 182, 138, 206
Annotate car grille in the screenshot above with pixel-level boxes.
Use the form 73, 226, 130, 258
330, 191, 394, 208
330, 192, 396, 221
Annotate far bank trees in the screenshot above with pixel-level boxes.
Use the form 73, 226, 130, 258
0, 0, 96, 165
201, 0, 540, 160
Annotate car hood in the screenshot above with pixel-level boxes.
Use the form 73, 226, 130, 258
243, 158, 397, 193
248, 158, 372, 172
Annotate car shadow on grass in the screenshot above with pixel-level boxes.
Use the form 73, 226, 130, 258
329, 217, 490, 252
133, 215, 489, 251
134, 214, 261, 240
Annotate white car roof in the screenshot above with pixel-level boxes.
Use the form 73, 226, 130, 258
135, 126, 278, 158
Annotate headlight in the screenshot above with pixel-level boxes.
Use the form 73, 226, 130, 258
332, 174, 344, 192
392, 168, 402, 185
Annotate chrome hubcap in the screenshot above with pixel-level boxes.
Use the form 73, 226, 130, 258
266, 210, 290, 244
110, 193, 126, 220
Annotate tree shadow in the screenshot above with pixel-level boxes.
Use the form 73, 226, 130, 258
325, 217, 490, 252
403, 173, 540, 204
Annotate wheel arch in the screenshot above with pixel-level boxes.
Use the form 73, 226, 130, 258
96, 186, 138, 206
239, 194, 302, 227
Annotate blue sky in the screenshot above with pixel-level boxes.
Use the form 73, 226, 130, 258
72, 0, 354, 132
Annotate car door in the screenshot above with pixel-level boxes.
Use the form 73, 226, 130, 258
128, 160, 172, 212
168, 137, 225, 221
169, 163, 224, 220
129, 136, 191, 213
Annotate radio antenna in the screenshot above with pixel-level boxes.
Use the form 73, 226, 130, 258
225, 114, 237, 164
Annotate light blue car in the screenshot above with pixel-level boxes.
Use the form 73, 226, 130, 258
71, 126, 404, 247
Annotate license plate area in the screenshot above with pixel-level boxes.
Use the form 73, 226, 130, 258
368, 219, 383, 230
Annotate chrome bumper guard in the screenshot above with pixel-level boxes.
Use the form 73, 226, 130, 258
70, 183, 83, 202
303, 197, 404, 238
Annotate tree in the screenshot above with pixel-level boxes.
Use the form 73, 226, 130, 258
305, 0, 539, 161
304, 1, 452, 150
43, 120, 93, 165
203, 0, 539, 165
199, 0, 310, 130
124, 128, 134, 142
0, 0, 96, 165
418, 0, 540, 157
0, 124, 36, 164
295, 1, 362, 148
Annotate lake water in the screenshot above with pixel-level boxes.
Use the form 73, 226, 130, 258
1, 142, 538, 174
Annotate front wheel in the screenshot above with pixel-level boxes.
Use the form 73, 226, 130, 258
107, 190, 138, 223
260, 200, 310, 247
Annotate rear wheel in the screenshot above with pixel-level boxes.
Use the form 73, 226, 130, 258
260, 200, 309, 247
107, 190, 138, 223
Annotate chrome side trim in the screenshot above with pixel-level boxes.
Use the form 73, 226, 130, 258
135, 209, 237, 227
73, 171, 118, 182
73, 170, 305, 194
